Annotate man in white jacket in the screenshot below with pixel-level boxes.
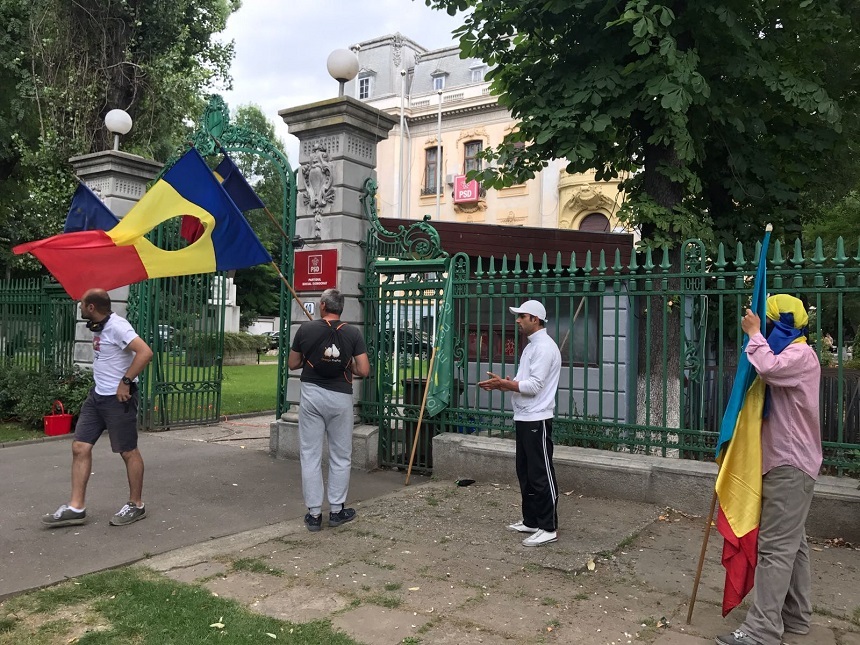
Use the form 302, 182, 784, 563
479, 300, 562, 546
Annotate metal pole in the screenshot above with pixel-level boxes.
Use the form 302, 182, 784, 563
435, 90, 443, 221
396, 70, 406, 218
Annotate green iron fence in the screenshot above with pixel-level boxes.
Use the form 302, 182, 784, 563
359, 185, 860, 478
0, 277, 75, 372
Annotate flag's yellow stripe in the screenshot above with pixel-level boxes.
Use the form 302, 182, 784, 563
106, 178, 217, 277
715, 377, 764, 537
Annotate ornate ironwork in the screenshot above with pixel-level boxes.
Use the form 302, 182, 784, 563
132, 94, 298, 427
360, 178, 448, 263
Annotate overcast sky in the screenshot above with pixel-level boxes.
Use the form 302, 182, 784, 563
217, 0, 464, 164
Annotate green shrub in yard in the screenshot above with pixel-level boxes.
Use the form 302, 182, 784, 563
0, 365, 94, 427
185, 332, 267, 366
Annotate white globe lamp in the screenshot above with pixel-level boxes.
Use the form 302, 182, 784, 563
326, 49, 360, 97
104, 109, 133, 151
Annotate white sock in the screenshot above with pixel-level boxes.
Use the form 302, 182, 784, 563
68, 506, 85, 513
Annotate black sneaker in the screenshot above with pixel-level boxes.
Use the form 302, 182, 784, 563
110, 502, 146, 526
304, 513, 322, 532
42, 504, 86, 527
329, 508, 356, 527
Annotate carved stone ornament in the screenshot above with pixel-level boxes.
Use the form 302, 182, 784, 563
563, 185, 615, 215
300, 144, 335, 236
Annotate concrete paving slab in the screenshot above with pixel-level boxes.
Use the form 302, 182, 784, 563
252, 583, 354, 623
330, 604, 427, 645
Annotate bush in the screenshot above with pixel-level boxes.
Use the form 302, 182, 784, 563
184, 332, 268, 366
0, 366, 94, 428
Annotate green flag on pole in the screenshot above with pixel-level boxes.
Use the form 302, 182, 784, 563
425, 271, 455, 417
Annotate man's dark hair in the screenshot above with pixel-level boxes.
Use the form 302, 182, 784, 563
321, 289, 344, 315
83, 290, 112, 314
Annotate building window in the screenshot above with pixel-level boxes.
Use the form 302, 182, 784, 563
358, 76, 372, 100
433, 76, 446, 91
579, 212, 611, 232
470, 65, 487, 83
464, 140, 483, 174
423, 147, 442, 195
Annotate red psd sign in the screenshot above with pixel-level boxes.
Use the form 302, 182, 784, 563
294, 248, 338, 292
453, 175, 480, 203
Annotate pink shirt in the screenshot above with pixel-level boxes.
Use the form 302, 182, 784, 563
745, 334, 823, 480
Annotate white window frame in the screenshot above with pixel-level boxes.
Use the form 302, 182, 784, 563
470, 65, 487, 83
433, 76, 446, 91
358, 76, 372, 100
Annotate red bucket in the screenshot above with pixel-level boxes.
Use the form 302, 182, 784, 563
44, 400, 73, 436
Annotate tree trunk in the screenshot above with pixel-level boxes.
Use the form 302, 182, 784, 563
635, 141, 685, 439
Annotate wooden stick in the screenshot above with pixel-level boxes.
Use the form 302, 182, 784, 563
687, 489, 719, 624
405, 346, 438, 486
271, 261, 313, 321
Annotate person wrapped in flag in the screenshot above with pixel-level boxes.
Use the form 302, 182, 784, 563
716, 294, 822, 645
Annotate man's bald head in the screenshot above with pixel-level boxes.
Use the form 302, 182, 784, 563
81, 289, 112, 315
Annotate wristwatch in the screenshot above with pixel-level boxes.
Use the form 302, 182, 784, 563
121, 376, 133, 386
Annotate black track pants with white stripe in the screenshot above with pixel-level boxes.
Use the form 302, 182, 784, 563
515, 418, 558, 532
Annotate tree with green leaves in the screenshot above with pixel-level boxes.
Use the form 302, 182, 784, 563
425, 0, 860, 249
0, 0, 240, 278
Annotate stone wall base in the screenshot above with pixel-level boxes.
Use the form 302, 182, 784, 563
270, 413, 378, 471
432, 433, 860, 542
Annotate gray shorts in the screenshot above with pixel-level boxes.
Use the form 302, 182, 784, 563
74, 387, 139, 453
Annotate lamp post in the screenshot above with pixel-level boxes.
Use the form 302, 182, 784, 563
104, 109, 132, 151
326, 48, 360, 98
435, 90, 442, 221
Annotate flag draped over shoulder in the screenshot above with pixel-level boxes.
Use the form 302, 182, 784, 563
714, 227, 771, 617
181, 153, 266, 243
63, 183, 120, 233
14, 148, 271, 300
425, 270, 455, 417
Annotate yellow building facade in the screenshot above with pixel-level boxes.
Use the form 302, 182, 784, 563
345, 34, 629, 235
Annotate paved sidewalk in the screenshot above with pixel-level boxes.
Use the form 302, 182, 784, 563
144, 480, 860, 645
0, 414, 408, 599
3, 415, 858, 643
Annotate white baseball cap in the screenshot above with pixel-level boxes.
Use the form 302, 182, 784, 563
509, 300, 547, 322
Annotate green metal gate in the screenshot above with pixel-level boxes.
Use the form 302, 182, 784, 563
130, 96, 297, 429
359, 179, 452, 472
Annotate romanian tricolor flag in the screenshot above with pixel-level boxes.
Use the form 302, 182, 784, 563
713, 225, 771, 616
14, 148, 271, 300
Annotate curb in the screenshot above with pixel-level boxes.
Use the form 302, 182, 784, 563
0, 433, 73, 450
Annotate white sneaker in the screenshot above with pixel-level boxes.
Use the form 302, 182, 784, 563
507, 521, 539, 534
522, 529, 557, 547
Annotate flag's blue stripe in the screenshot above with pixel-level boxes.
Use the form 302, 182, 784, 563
715, 231, 771, 456
164, 149, 271, 270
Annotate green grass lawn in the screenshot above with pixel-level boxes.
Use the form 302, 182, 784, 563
220, 364, 279, 416
0, 422, 42, 443
0, 567, 358, 644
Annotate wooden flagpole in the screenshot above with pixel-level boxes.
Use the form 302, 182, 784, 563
686, 489, 718, 624
404, 346, 438, 486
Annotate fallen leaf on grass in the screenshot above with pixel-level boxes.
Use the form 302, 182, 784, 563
265, 633, 277, 639
408, 586, 420, 591
587, 559, 595, 571
210, 617, 225, 629
563, 490, 575, 496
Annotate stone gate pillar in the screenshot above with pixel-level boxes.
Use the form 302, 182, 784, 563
278, 96, 397, 406
68, 150, 161, 366
270, 96, 397, 468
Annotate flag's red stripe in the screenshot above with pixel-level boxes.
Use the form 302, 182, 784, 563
717, 508, 758, 616
15, 230, 147, 300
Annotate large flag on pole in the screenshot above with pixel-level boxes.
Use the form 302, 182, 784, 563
63, 183, 120, 233
14, 148, 272, 299
714, 224, 772, 616
425, 270, 455, 417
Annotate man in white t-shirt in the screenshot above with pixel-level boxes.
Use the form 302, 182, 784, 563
479, 300, 562, 547
42, 288, 153, 528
